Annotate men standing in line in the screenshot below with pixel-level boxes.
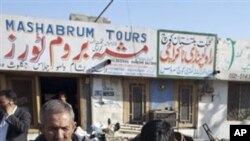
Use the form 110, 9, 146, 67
0, 89, 31, 141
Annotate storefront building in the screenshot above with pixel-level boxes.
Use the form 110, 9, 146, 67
3, 14, 248, 140
0, 14, 158, 132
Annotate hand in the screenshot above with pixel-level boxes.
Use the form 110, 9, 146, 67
5, 102, 14, 115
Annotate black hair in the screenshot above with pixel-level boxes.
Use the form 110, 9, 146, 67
0, 89, 17, 103
140, 120, 175, 141
56, 91, 67, 99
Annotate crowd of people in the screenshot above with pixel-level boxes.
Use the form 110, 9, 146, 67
0, 89, 192, 141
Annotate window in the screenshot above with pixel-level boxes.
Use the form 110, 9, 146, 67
123, 78, 149, 124
228, 82, 250, 120
179, 86, 192, 123
176, 81, 197, 128
129, 84, 146, 124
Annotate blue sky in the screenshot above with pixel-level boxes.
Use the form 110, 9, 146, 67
1, 0, 249, 40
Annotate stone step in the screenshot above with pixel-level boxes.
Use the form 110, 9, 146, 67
118, 129, 141, 134
119, 126, 141, 131
120, 124, 143, 128
119, 124, 142, 133
107, 123, 142, 135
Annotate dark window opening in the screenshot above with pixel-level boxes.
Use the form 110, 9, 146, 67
39, 77, 79, 123
179, 85, 193, 124
228, 82, 250, 120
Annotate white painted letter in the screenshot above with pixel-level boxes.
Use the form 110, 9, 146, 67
241, 129, 247, 136
234, 129, 241, 136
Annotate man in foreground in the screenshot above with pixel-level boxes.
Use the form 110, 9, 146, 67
35, 99, 89, 141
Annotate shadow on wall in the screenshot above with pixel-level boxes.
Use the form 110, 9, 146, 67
198, 81, 229, 140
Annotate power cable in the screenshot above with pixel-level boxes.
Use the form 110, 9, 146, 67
126, 0, 144, 77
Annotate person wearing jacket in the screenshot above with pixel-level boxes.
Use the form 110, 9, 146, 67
0, 89, 31, 141
35, 99, 90, 141
134, 120, 176, 141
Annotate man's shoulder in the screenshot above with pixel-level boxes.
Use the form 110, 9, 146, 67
34, 133, 92, 141
15, 107, 31, 116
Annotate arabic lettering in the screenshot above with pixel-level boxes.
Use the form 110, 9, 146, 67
117, 42, 127, 51
49, 36, 63, 68
72, 42, 89, 62
6, 61, 28, 70
92, 44, 148, 59
160, 33, 214, 47
179, 36, 195, 46
56, 63, 66, 71
2, 33, 153, 75
16, 61, 28, 69
197, 37, 213, 48
18, 45, 29, 61
30, 34, 45, 62
7, 61, 16, 68
160, 44, 212, 68
160, 33, 168, 45
33, 62, 50, 71
92, 38, 104, 52
75, 63, 85, 72
161, 66, 212, 76
170, 33, 178, 46
70, 63, 85, 72
4, 34, 16, 59
61, 43, 70, 60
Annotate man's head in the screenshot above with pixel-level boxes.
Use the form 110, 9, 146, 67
57, 91, 67, 103
140, 120, 175, 141
0, 89, 17, 111
40, 100, 76, 141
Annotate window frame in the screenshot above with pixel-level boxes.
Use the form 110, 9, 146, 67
174, 80, 198, 128
228, 82, 250, 121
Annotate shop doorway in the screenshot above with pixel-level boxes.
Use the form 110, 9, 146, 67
123, 78, 150, 124
39, 77, 79, 123
129, 83, 146, 124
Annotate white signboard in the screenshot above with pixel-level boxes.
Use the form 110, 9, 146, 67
158, 30, 217, 78
216, 38, 250, 81
0, 14, 157, 77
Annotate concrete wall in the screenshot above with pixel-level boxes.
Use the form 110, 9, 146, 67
179, 80, 250, 140
91, 76, 123, 127
196, 80, 229, 139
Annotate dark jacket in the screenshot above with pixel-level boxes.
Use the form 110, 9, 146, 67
34, 134, 90, 141
0, 107, 31, 141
